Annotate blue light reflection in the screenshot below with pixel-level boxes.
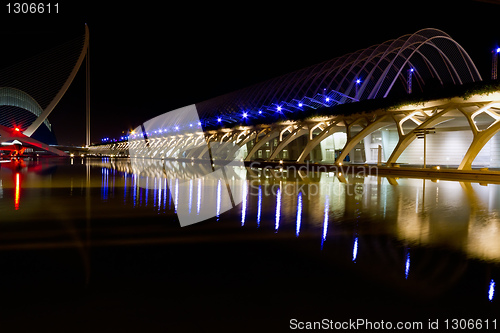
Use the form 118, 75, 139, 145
174, 178, 178, 213
216, 179, 221, 220
321, 195, 329, 250
163, 178, 168, 211
296, 192, 302, 237
241, 181, 247, 226
197, 178, 201, 215
405, 252, 410, 280
352, 237, 359, 262
257, 185, 262, 228
188, 179, 193, 214
489, 279, 495, 301
275, 187, 281, 231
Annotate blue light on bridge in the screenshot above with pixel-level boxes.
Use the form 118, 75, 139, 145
355, 79, 362, 97
106, 29, 481, 134
497, 47, 500, 54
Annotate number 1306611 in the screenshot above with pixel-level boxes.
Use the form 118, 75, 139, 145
6, 3, 58, 14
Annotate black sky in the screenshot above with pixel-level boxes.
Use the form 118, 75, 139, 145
0, 1, 499, 145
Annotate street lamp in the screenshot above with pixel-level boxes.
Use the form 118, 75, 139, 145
414, 127, 435, 168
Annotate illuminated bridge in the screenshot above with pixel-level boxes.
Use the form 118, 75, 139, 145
90, 29, 500, 171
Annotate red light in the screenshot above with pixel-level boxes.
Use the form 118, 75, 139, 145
14, 127, 20, 132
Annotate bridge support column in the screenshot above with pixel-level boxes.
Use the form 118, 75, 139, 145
268, 124, 307, 161
335, 114, 390, 164
244, 128, 279, 161
386, 106, 454, 166
296, 120, 344, 163
458, 102, 500, 170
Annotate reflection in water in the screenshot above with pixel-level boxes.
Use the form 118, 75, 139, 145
168, 178, 172, 210
163, 178, 168, 212
75, 158, 500, 265
296, 191, 302, 237
123, 173, 127, 204
275, 186, 281, 232
489, 279, 496, 301
405, 251, 411, 280
133, 174, 138, 206
352, 236, 359, 262
2, 158, 500, 306
14, 172, 20, 210
101, 168, 108, 201
188, 179, 193, 215
4, 158, 500, 264
174, 178, 179, 214
197, 178, 201, 215
216, 179, 221, 220
256, 185, 262, 228
321, 195, 329, 250
241, 179, 247, 226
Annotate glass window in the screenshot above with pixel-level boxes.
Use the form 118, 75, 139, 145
371, 131, 382, 143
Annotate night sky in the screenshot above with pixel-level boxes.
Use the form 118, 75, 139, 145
0, 0, 498, 145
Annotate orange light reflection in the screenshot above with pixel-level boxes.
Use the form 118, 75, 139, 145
14, 172, 20, 210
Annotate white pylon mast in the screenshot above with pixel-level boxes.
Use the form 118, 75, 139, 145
86, 24, 90, 147
407, 68, 414, 94
493, 48, 499, 81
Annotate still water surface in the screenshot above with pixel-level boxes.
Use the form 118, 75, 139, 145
0, 157, 498, 330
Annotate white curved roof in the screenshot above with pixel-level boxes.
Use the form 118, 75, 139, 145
197, 28, 481, 125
